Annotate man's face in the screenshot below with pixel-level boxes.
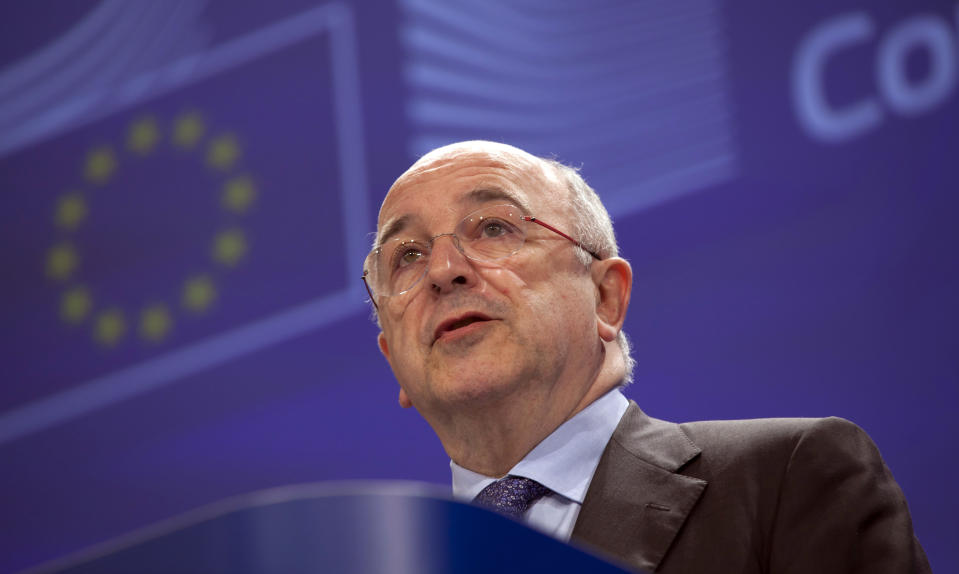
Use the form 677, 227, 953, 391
373, 150, 605, 426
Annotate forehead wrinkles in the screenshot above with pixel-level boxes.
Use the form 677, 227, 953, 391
375, 185, 517, 249
385, 159, 517, 208
376, 157, 547, 245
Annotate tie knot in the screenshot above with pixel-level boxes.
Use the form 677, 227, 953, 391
472, 476, 552, 519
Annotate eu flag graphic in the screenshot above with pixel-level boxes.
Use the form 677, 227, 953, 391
0, 7, 367, 433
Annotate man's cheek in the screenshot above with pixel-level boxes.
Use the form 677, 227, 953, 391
482, 267, 528, 297
389, 297, 416, 317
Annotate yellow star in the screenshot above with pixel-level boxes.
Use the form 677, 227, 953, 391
212, 229, 247, 267
93, 308, 126, 347
60, 286, 92, 324
206, 134, 241, 171
84, 145, 116, 184
182, 274, 216, 312
46, 242, 79, 281
127, 116, 159, 155
173, 111, 205, 149
55, 192, 87, 231
222, 175, 257, 213
139, 304, 172, 342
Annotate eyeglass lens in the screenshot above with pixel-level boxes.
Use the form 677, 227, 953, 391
368, 204, 526, 298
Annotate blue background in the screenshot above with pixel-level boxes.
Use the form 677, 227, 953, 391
1, 1, 956, 572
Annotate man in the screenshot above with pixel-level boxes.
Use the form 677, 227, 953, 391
363, 141, 930, 573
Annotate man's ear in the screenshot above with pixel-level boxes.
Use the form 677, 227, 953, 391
592, 257, 632, 342
377, 331, 391, 362
378, 332, 414, 408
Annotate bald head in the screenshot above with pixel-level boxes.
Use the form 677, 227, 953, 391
392, 141, 555, 191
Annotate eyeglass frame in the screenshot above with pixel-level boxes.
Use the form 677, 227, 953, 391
361, 207, 602, 310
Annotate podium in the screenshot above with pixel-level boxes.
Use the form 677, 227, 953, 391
31, 482, 637, 573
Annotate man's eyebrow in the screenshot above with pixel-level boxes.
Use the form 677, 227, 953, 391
376, 215, 411, 248
376, 187, 530, 248
463, 187, 530, 212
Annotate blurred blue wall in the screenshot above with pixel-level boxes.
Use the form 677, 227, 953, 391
1, 1, 956, 571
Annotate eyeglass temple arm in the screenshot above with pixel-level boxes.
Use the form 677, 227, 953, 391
361, 271, 379, 310
522, 216, 602, 260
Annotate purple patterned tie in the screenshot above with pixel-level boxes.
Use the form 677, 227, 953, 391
472, 476, 552, 519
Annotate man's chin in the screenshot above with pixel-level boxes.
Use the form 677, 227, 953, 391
434, 376, 518, 411
425, 357, 521, 405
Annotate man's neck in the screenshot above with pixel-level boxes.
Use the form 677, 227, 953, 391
443, 411, 555, 477
436, 373, 621, 477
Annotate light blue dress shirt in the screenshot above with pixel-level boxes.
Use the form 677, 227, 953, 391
451, 389, 630, 541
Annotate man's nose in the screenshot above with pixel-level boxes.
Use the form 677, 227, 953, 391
426, 234, 475, 294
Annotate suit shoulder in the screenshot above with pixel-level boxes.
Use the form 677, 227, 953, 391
676, 416, 875, 472
679, 415, 863, 445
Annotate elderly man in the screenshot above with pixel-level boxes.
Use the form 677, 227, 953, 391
363, 141, 930, 573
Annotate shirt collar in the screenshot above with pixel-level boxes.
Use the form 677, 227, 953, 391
451, 389, 630, 504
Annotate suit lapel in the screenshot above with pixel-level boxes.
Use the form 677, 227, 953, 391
571, 402, 707, 572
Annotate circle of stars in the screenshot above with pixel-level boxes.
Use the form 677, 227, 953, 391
45, 110, 258, 349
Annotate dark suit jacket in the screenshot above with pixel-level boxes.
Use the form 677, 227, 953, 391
570, 402, 931, 573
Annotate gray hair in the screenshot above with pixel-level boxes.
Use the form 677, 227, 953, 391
541, 158, 636, 384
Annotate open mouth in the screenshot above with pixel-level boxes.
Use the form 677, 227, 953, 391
434, 313, 493, 342
449, 316, 483, 330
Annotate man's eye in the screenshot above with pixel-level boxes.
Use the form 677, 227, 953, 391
396, 247, 424, 268
481, 221, 507, 238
